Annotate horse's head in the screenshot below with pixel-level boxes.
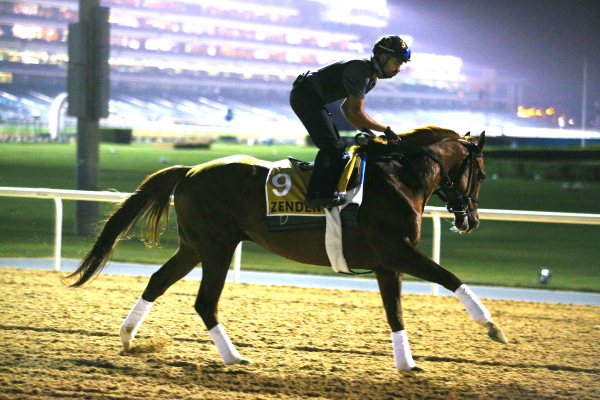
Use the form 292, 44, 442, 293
437, 131, 486, 234
352, 127, 487, 234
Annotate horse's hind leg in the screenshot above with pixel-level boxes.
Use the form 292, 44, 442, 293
120, 244, 200, 351
194, 237, 249, 365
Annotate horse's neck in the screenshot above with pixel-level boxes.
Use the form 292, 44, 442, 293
365, 139, 463, 200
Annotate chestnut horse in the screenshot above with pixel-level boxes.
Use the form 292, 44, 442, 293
66, 126, 507, 372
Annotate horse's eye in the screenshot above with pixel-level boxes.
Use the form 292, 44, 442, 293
478, 172, 487, 182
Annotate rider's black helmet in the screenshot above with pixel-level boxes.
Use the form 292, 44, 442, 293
372, 36, 411, 62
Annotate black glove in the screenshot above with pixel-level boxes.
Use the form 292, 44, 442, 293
384, 126, 399, 142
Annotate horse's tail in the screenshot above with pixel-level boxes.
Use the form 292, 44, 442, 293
65, 165, 191, 287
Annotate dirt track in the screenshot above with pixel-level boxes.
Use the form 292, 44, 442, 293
0, 268, 598, 400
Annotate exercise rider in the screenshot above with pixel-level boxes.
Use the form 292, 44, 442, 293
289, 35, 411, 209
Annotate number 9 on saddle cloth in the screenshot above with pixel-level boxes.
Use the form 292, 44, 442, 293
266, 153, 366, 232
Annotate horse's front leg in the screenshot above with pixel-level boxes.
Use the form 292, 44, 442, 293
374, 236, 508, 345
374, 267, 418, 372
454, 285, 508, 344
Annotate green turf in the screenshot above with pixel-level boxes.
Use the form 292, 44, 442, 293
1, 142, 599, 292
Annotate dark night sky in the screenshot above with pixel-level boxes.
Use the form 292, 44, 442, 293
387, 0, 600, 117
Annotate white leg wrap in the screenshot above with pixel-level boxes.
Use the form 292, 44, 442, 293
119, 296, 153, 350
391, 330, 417, 372
455, 284, 491, 326
208, 324, 245, 364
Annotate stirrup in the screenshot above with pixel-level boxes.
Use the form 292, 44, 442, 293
305, 194, 345, 209
325, 198, 345, 209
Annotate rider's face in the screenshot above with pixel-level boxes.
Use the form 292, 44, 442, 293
381, 56, 404, 78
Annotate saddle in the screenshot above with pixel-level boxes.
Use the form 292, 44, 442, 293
287, 156, 314, 171
266, 153, 366, 232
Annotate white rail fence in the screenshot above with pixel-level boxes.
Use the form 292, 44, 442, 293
2, 186, 600, 294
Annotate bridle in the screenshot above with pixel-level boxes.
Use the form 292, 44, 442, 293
354, 133, 484, 216
342, 134, 483, 276
431, 140, 483, 216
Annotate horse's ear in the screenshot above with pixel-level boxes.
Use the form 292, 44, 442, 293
478, 131, 486, 151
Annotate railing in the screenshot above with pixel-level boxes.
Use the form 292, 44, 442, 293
2, 186, 600, 294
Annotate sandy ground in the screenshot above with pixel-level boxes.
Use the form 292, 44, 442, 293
0, 267, 598, 400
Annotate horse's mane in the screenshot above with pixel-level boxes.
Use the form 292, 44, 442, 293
351, 126, 460, 156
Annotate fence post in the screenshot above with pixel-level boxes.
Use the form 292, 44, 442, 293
431, 214, 441, 295
53, 197, 63, 271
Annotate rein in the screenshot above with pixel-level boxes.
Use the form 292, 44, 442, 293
362, 136, 482, 216
341, 135, 482, 276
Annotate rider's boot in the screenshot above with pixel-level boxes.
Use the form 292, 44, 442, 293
305, 150, 348, 209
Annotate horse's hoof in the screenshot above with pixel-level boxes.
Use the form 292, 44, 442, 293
120, 337, 133, 352
396, 365, 422, 373
226, 357, 252, 365
486, 320, 509, 344
395, 362, 420, 372
120, 325, 135, 352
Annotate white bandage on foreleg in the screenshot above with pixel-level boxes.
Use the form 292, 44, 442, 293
391, 330, 417, 372
120, 296, 153, 349
208, 324, 243, 364
455, 284, 491, 326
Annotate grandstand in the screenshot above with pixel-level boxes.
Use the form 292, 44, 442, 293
0, 0, 532, 140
